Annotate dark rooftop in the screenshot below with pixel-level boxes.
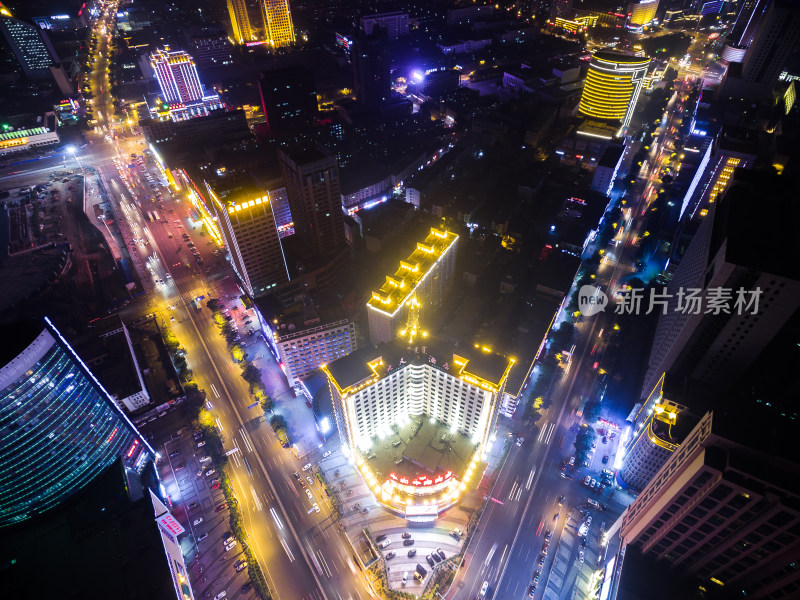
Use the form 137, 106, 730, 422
0, 319, 43, 369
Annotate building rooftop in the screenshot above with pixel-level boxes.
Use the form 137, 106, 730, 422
366, 226, 458, 317
366, 415, 476, 484
324, 336, 515, 396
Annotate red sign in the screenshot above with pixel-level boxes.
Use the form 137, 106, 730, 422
389, 470, 453, 489
157, 514, 185, 536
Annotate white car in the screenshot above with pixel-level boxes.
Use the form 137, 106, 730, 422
214, 592, 227, 600
224, 540, 237, 551
302, 463, 312, 471
199, 456, 212, 463
480, 581, 489, 597
322, 450, 332, 458
193, 517, 203, 526
306, 489, 313, 500
197, 441, 206, 447
378, 539, 391, 549
313, 503, 320, 513
205, 469, 216, 477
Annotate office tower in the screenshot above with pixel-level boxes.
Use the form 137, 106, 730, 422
615, 409, 800, 598
627, 0, 659, 27
0, 12, 58, 78
275, 318, 356, 385
619, 373, 703, 490
724, 0, 764, 59
367, 226, 459, 345
227, 0, 255, 45
150, 47, 204, 104
258, 66, 318, 133
640, 169, 800, 403
262, 0, 295, 47
359, 11, 410, 39
151, 491, 197, 600
323, 340, 513, 520
578, 51, 650, 133
208, 182, 290, 297
188, 27, 233, 68
739, 0, 800, 91
0, 318, 154, 528
278, 145, 345, 257
353, 32, 390, 112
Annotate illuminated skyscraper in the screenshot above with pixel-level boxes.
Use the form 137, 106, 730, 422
227, 0, 255, 45
578, 51, 650, 132
150, 47, 204, 104
262, 0, 295, 47
0, 10, 59, 78
0, 318, 154, 528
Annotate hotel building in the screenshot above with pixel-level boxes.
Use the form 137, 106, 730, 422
578, 51, 650, 133
367, 226, 459, 345
323, 339, 513, 520
149, 47, 222, 121
275, 319, 356, 386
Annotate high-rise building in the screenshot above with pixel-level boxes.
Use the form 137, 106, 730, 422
549, 0, 574, 20
150, 47, 204, 104
720, 0, 800, 100
275, 318, 356, 386
353, 32, 390, 112
188, 27, 233, 68
258, 66, 318, 133
208, 181, 290, 298
614, 409, 800, 598
359, 11, 410, 39
323, 339, 514, 520
0, 318, 154, 528
278, 145, 345, 257
578, 51, 651, 133
262, 0, 295, 47
227, 0, 256, 45
0, 12, 58, 78
640, 169, 800, 403
367, 226, 459, 345
626, 0, 659, 28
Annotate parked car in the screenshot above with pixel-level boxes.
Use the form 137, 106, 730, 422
403, 539, 414, 546
193, 517, 204, 526
378, 539, 391, 549
426, 555, 435, 567
197, 533, 208, 541
402, 532, 412, 539
375, 534, 387, 542
322, 450, 332, 458
407, 549, 417, 558
302, 463, 312, 471
236, 561, 247, 572
386, 551, 396, 560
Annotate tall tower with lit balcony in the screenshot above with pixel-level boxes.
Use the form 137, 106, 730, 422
578, 51, 650, 133
150, 47, 204, 104
262, 0, 295, 47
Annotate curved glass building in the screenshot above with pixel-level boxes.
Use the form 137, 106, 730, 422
0, 318, 155, 528
578, 51, 650, 132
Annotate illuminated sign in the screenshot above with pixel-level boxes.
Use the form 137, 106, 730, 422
389, 470, 453, 488
126, 439, 140, 458
246, 40, 267, 47
156, 513, 186, 536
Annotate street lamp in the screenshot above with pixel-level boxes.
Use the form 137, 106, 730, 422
64, 145, 84, 173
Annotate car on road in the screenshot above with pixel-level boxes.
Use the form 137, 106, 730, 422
313, 503, 320, 513
558, 495, 565, 505
306, 489, 313, 500
545, 530, 552, 542
538, 554, 546, 566
516, 435, 524, 447
403, 538, 414, 546
193, 517, 204, 526
302, 463, 312, 471
402, 532, 412, 539
407, 549, 417, 558
580, 537, 587, 549
480, 581, 489, 597
386, 551, 396, 560
528, 584, 537, 597
533, 570, 540, 583
542, 541, 549, 554
322, 450, 332, 458
307, 476, 314, 486
293, 472, 300, 480
584, 475, 591, 485
578, 550, 585, 563
197, 533, 208, 541
602, 455, 609, 464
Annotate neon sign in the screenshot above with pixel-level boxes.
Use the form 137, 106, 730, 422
389, 470, 453, 488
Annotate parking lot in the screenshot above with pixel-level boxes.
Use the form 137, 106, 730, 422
141, 412, 258, 600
